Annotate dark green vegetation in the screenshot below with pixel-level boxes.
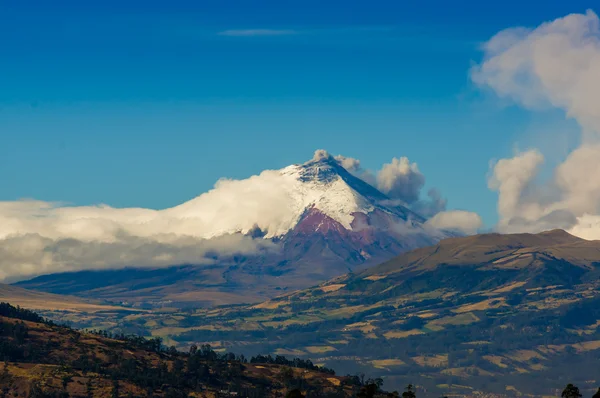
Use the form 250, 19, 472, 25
562, 383, 583, 398
0, 303, 378, 397
27, 230, 600, 396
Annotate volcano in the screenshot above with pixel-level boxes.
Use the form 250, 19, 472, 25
16, 151, 454, 307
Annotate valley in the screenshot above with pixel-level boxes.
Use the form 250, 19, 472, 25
27, 230, 600, 397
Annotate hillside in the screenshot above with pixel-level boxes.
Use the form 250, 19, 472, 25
0, 283, 137, 314
0, 303, 376, 397
15, 152, 451, 309
45, 230, 600, 397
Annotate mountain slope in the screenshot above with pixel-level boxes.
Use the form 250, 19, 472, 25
0, 303, 368, 397
355, 228, 600, 291
76, 230, 600, 397
0, 283, 132, 313
16, 153, 449, 308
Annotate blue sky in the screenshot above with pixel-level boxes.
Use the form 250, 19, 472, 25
0, 1, 593, 226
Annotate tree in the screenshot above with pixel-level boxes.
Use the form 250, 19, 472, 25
62, 375, 72, 391
111, 379, 120, 398
28, 381, 45, 398
402, 384, 416, 398
85, 378, 93, 398
561, 384, 582, 398
358, 384, 378, 398
165, 388, 187, 398
278, 366, 294, 386
0, 362, 11, 398
285, 389, 305, 398
593, 388, 600, 398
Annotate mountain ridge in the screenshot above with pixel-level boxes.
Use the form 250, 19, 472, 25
360, 228, 600, 278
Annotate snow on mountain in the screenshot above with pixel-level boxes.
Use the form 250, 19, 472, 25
167, 150, 427, 240
0, 149, 470, 283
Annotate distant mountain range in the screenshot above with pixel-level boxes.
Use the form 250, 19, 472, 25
15, 153, 453, 307
44, 229, 600, 397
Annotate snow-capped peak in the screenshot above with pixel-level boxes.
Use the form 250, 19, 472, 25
165, 150, 424, 239
279, 157, 375, 232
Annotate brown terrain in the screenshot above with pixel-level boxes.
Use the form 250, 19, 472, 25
0, 283, 136, 313
9, 230, 600, 396
0, 304, 364, 397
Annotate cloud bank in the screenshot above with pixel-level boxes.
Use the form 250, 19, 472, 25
473, 9, 600, 239
0, 200, 277, 282
0, 232, 274, 283
425, 210, 483, 235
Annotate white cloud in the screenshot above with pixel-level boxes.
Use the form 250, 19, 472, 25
165, 170, 303, 238
0, 233, 275, 283
217, 29, 297, 37
566, 214, 600, 240
312, 149, 332, 162
333, 153, 428, 206
474, 10, 600, 238
425, 210, 483, 235
487, 149, 545, 229
334, 154, 362, 174
376, 157, 425, 205
0, 199, 279, 282
333, 153, 377, 186
555, 145, 600, 214
472, 10, 600, 137
0, 168, 308, 281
